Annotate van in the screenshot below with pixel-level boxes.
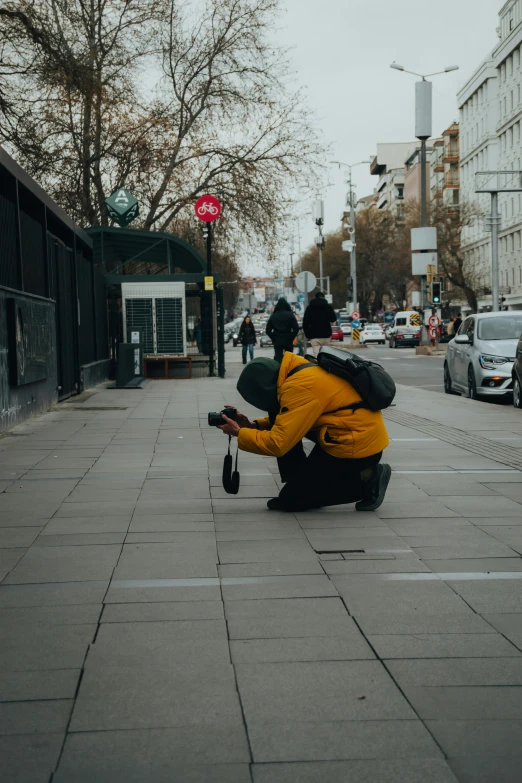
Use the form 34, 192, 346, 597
388, 311, 422, 348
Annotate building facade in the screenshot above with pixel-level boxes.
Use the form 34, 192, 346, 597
370, 142, 419, 215
458, 0, 522, 310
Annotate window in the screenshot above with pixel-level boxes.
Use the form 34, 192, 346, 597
512, 90, 515, 111
505, 96, 508, 115
510, 232, 514, 251
516, 49, 521, 71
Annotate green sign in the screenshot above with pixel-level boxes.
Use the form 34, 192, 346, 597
105, 188, 139, 226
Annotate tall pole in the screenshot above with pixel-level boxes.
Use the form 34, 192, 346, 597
491, 192, 500, 312
207, 224, 215, 377
318, 240, 324, 292
349, 169, 357, 309
420, 139, 428, 228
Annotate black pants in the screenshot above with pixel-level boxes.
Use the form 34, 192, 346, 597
274, 343, 294, 363
276, 441, 382, 512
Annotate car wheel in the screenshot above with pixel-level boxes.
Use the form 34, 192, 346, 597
514, 377, 522, 409
444, 363, 453, 395
468, 366, 479, 400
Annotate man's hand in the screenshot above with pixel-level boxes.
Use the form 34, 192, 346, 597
224, 405, 253, 428
218, 415, 241, 437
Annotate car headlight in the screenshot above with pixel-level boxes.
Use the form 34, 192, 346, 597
479, 354, 510, 370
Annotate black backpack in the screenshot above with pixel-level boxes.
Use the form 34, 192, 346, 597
288, 345, 396, 412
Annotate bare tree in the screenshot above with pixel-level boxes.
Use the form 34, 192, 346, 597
0, 0, 323, 257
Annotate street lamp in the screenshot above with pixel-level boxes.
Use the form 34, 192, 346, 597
330, 160, 369, 312
389, 62, 459, 227
390, 62, 459, 327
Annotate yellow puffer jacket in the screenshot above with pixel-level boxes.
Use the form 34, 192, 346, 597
238, 352, 390, 459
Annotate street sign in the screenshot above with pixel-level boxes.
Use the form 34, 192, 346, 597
295, 271, 317, 293
352, 328, 360, 343
342, 240, 354, 252
428, 326, 438, 339
351, 319, 361, 330
351, 310, 360, 319
384, 312, 395, 324
195, 194, 222, 222
429, 314, 440, 327
204, 276, 214, 291
325, 294, 333, 304
105, 188, 139, 227
410, 313, 422, 326
378, 309, 384, 316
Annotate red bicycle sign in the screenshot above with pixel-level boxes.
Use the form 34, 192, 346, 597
194, 194, 222, 222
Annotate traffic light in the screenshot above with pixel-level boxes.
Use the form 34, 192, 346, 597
431, 282, 442, 304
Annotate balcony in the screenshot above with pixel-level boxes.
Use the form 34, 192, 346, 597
370, 156, 385, 176
444, 172, 460, 187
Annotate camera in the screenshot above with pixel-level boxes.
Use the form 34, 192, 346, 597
208, 407, 237, 427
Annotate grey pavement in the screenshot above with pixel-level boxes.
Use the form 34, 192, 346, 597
1, 347, 522, 782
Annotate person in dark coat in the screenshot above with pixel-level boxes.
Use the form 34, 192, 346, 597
453, 314, 463, 335
238, 315, 257, 364
266, 298, 299, 363
303, 292, 337, 355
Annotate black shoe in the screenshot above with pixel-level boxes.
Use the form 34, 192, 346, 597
267, 497, 285, 511
355, 464, 391, 512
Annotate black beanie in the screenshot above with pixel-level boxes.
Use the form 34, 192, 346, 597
236, 357, 280, 415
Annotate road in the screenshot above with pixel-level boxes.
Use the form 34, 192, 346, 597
227, 340, 446, 394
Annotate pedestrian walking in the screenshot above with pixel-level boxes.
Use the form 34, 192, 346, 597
303, 291, 337, 356
238, 315, 257, 364
454, 314, 463, 335
447, 318, 455, 338
265, 298, 299, 363
218, 354, 391, 512
296, 328, 306, 356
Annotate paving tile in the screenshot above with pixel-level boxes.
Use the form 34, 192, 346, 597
370, 633, 521, 659
247, 718, 441, 762
355, 609, 496, 635
55, 501, 137, 517
135, 499, 213, 514
412, 540, 518, 559
446, 579, 522, 613
218, 539, 316, 563
66, 487, 141, 503
104, 583, 221, 603
101, 601, 223, 623
423, 558, 522, 572
4, 545, 121, 584
448, 756, 522, 783
0, 733, 64, 783
56, 727, 249, 779
32, 532, 126, 546
218, 561, 324, 577
478, 526, 522, 554
225, 597, 357, 639
0, 581, 107, 608
221, 575, 338, 601
39, 516, 132, 535
70, 664, 241, 731
331, 576, 471, 615
129, 514, 214, 532
85, 621, 229, 669
0, 669, 80, 701
230, 636, 374, 663
403, 685, 522, 719
481, 613, 522, 649
426, 719, 522, 758
0, 700, 72, 734
0, 548, 26, 580
55, 762, 252, 783
251, 759, 459, 783
235, 660, 415, 723
375, 502, 458, 519
0, 604, 101, 626
0, 527, 43, 548
439, 496, 522, 517
386, 657, 522, 686
0, 623, 96, 670
322, 559, 430, 574
113, 543, 217, 579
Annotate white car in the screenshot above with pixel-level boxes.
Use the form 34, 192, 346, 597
360, 324, 386, 344
339, 320, 352, 335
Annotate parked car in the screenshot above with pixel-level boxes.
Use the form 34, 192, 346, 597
444, 312, 522, 400
513, 333, 522, 408
387, 311, 421, 344
339, 320, 352, 336
330, 325, 344, 341
389, 325, 421, 348
360, 324, 386, 345
259, 334, 273, 347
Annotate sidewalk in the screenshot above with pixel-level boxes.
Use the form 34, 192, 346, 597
1, 366, 522, 783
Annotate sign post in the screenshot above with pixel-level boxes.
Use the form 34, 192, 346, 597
195, 195, 222, 376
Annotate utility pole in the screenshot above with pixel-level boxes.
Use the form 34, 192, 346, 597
313, 199, 325, 291
349, 171, 358, 309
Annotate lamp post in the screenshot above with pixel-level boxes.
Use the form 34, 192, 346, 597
331, 160, 368, 312
390, 63, 458, 326
312, 199, 325, 291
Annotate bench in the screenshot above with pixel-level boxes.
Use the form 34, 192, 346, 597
143, 356, 193, 380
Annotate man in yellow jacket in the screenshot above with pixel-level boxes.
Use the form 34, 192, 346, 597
219, 353, 391, 512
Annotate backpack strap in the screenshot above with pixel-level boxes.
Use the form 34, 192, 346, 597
285, 363, 367, 412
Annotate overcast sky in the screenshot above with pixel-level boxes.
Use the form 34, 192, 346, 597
258, 0, 500, 277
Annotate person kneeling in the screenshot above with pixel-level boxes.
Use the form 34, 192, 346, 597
218, 354, 391, 512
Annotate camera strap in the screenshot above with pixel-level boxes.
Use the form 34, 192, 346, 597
222, 435, 240, 495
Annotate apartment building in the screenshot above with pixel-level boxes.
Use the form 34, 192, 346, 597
458, 0, 522, 310
370, 142, 419, 215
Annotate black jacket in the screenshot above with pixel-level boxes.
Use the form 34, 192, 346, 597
266, 303, 299, 347
303, 298, 337, 339
238, 320, 257, 345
